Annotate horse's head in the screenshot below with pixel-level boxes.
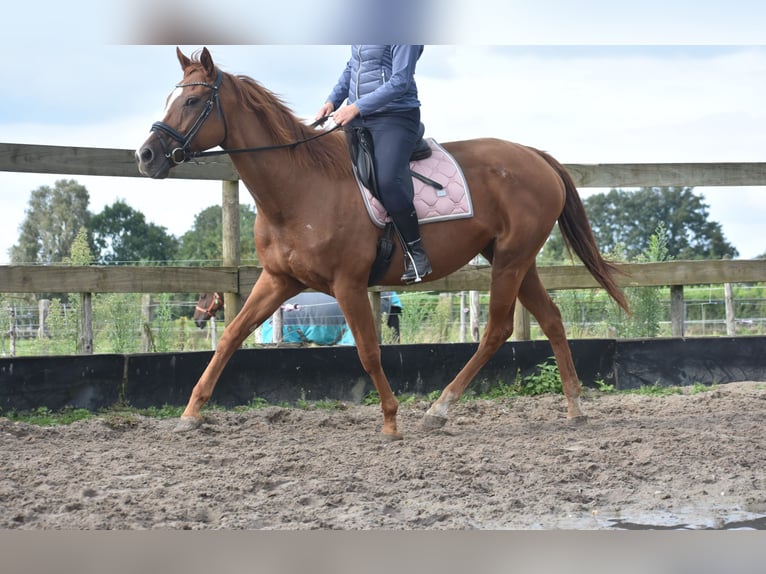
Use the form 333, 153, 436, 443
193, 292, 224, 328
136, 47, 227, 179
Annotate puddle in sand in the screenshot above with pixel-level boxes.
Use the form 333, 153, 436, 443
556, 506, 766, 530
610, 514, 766, 530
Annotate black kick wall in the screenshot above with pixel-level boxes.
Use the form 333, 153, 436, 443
0, 337, 764, 412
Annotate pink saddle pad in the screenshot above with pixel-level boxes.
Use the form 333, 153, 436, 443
357, 139, 473, 228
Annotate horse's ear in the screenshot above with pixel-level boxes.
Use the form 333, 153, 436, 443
176, 47, 191, 70
200, 47, 215, 77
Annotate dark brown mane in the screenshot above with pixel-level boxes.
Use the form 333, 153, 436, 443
186, 53, 351, 179
231, 72, 352, 178
187, 61, 350, 181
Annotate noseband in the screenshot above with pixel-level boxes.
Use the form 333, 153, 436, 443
195, 292, 223, 318
151, 70, 226, 165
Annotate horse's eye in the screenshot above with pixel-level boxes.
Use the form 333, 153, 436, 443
185, 96, 199, 106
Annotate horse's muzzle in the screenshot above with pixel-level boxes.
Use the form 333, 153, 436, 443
136, 141, 171, 179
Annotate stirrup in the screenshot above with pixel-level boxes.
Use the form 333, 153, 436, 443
401, 247, 432, 284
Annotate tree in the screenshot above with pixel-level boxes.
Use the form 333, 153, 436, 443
540, 186, 738, 262
11, 179, 91, 264
610, 223, 671, 338
177, 204, 258, 266
90, 200, 178, 264
64, 227, 94, 265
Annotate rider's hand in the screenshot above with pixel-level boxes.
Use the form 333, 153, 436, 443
332, 104, 360, 127
315, 102, 334, 122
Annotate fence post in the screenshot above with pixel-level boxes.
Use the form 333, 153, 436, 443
512, 301, 531, 341
222, 179, 241, 325
272, 307, 283, 343
78, 293, 93, 355
724, 282, 736, 335
210, 316, 218, 349
7, 305, 16, 357
470, 291, 481, 342
179, 316, 187, 351
140, 294, 153, 352
459, 291, 467, 342
670, 285, 685, 337
37, 299, 50, 339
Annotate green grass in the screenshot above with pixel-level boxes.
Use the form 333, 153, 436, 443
1, 406, 93, 426
594, 378, 616, 393
516, 359, 564, 396
625, 383, 683, 396
624, 382, 718, 396
133, 404, 186, 418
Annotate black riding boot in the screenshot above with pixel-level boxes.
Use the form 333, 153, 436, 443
402, 238, 432, 284
391, 209, 432, 284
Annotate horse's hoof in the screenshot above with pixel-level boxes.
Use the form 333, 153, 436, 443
567, 415, 588, 425
381, 430, 404, 442
173, 416, 203, 433
422, 414, 448, 431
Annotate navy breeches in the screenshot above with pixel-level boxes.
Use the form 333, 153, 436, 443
350, 107, 421, 214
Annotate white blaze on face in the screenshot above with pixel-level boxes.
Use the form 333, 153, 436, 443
135, 86, 184, 160
164, 87, 184, 115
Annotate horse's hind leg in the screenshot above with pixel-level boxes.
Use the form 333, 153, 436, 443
175, 272, 303, 432
517, 266, 586, 421
424, 265, 523, 429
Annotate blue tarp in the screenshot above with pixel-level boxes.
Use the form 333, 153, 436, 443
260, 292, 400, 346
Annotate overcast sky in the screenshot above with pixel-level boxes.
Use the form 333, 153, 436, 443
2, 1, 765, 262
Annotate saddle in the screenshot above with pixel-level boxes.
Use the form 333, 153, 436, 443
345, 123, 434, 201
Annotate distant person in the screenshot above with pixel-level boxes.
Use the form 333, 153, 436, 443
384, 291, 403, 343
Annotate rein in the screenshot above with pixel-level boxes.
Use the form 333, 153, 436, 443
189, 118, 342, 160
151, 68, 341, 165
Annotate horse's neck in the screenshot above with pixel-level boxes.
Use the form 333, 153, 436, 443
224, 120, 347, 219
229, 154, 292, 212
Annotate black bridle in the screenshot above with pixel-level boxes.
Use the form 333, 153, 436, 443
151, 69, 341, 166
151, 70, 226, 165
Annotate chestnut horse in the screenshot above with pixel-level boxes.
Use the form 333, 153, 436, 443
137, 47, 628, 438
193, 292, 224, 329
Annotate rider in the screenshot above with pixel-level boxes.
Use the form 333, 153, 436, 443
316, 45, 431, 284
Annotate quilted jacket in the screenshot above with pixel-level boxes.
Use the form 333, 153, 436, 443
326, 45, 423, 117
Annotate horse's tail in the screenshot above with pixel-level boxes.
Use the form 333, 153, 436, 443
534, 149, 630, 313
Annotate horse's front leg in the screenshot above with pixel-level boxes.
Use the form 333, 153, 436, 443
335, 288, 402, 440
175, 273, 303, 432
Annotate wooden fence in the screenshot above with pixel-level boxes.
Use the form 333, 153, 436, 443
2, 259, 765, 340
2, 143, 766, 349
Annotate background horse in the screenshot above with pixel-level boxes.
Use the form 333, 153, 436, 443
193, 292, 224, 329
137, 47, 628, 439
194, 291, 402, 344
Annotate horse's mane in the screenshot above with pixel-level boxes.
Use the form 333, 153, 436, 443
186, 55, 352, 180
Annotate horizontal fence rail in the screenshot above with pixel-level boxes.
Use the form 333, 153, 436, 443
0, 265, 239, 294
2, 143, 766, 188
2, 261, 765, 295
0, 143, 238, 181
